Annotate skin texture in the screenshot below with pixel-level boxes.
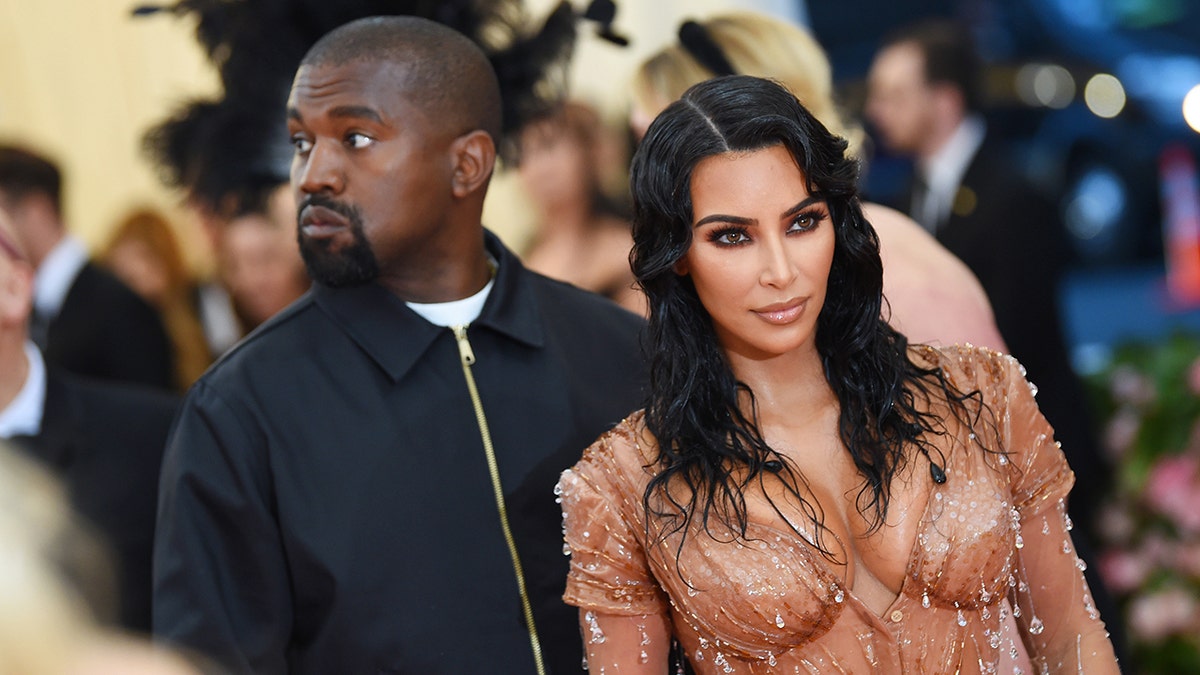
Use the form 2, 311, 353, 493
681, 145, 834, 364
287, 59, 495, 303
864, 202, 1005, 350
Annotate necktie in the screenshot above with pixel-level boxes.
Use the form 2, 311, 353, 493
28, 309, 51, 350
910, 174, 940, 234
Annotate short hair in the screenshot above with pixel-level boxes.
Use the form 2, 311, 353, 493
631, 11, 864, 157
301, 16, 503, 142
0, 146, 62, 214
881, 18, 982, 112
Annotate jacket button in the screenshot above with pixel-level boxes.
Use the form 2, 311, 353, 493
890, 609, 904, 622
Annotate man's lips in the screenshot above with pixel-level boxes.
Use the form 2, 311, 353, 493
299, 205, 351, 238
752, 298, 805, 325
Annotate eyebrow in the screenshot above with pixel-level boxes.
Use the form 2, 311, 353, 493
287, 105, 385, 125
693, 195, 825, 228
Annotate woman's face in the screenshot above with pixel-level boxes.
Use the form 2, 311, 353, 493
679, 144, 835, 362
107, 238, 170, 305
517, 120, 589, 211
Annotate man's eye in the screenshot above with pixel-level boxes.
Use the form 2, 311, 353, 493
292, 136, 313, 153
347, 133, 374, 149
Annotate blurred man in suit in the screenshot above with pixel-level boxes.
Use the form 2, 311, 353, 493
0, 207, 178, 633
0, 146, 174, 389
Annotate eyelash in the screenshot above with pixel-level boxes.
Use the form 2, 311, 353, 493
705, 209, 828, 247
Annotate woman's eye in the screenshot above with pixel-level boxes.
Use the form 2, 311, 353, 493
714, 230, 750, 245
346, 133, 374, 149
789, 211, 824, 232
291, 136, 313, 154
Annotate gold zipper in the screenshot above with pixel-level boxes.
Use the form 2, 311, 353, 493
451, 324, 546, 675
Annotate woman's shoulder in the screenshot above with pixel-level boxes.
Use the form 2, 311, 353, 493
910, 343, 1026, 388
560, 410, 657, 507
578, 410, 658, 470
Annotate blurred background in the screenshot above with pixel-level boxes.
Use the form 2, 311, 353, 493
0, 1, 1197, 671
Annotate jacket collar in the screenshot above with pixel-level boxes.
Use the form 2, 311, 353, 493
311, 230, 545, 383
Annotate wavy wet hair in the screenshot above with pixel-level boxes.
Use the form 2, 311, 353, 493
630, 75, 984, 565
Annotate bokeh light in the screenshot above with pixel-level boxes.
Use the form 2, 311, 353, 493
1184, 84, 1200, 133
1084, 73, 1127, 118
1017, 63, 1076, 109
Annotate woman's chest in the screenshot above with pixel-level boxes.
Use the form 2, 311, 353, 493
642, 453, 1016, 653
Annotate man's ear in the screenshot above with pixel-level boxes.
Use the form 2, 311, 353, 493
0, 261, 34, 328
450, 130, 497, 199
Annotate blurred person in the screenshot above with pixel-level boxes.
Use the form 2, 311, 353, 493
0, 441, 211, 675
0, 145, 175, 390
560, 73, 1119, 674
153, 17, 645, 674
101, 208, 214, 390
0, 207, 180, 633
629, 12, 1005, 351
217, 185, 309, 333
517, 101, 643, 313
865, 19, 1106, 537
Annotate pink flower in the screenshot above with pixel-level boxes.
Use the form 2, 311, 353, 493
1144, 455, 1200, 534
1096, 501, 1136, 545
1128, 587, 1198, 643
1103, 408, 1141, 461
1188, 357, 1200, 396
1110, 365, 1156, 406
1170, 542, 1200, 576
1097, 548, 1153, 594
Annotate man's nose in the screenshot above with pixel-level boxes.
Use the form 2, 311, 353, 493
296, 141, 345, 194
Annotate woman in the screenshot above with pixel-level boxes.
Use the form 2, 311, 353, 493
102, 208, 212, 390
628, 12, 1004, 351
557, 76, 1118, 673
517, 101, 643, 314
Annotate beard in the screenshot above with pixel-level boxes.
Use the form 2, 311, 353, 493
296, 196, 380, 288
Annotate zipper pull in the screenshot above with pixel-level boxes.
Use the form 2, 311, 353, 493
451, 324, 475, 365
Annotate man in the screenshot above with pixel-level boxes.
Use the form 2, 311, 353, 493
0, 209, 178, 633
0, 146, 174, 389
153, 16, 646, 675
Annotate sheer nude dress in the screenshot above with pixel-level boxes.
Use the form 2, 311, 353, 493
559, 346, 1119, 674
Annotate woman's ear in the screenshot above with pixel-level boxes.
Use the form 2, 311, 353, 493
450, 130, 497, 199
672, 257, 689, 276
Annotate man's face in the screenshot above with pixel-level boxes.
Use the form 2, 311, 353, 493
286, 59, 458, 288
0, 210, 33, 330
865, 42, 937, 155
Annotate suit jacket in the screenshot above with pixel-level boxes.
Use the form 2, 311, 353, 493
44, 261, 174, 390
913, 140, 1110, 510
11, 368, 180, 633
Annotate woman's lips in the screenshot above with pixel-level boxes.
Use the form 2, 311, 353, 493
753, 298, 805, 325
299, 205, 351, 238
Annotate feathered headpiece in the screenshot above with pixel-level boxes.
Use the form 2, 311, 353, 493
136, 0, 595, 217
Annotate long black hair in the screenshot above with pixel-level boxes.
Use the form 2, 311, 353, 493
630, 75, 985, 564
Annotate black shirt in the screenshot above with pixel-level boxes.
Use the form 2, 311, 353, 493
153, 232, 646, 674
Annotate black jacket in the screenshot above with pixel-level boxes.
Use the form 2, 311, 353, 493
45, 261, 174, 390
153, 232, 647, 674
12, 367, 179, 632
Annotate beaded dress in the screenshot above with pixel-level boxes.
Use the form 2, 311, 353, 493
558, 346, 1118, 674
